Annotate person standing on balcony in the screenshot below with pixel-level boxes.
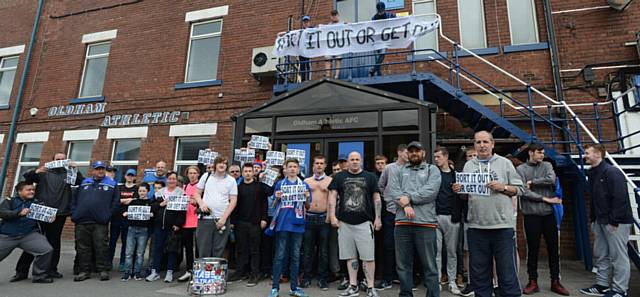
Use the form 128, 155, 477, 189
299, 15, 313, 82
453, 131, 524, 297
325, 10, 342, 79
517, 143, 569, 296
369, 2, 395, 77
580, 144, 633, 297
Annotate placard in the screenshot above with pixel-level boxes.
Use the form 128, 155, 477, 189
456, 172, 492, 196
45, 159, 70, 169
265, 151, 285, 167
248, 135, 270, 150
234, 149, 256, 163
281, 184, 307, 203
198, 149, 219, 165
262, 169, 279, 187
66, 166, 78, 185
127, 205, 151, 221
166, 195, 190, 211
286, 149, 306, 164
26, 204, 58, 223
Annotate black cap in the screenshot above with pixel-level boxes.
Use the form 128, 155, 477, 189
106, 165, 117, 172
407, 141, 424, 150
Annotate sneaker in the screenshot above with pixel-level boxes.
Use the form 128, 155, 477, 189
146, 270, 160, 282
178, 271, 191, 282
133, 273, 143, 281
338, 277, 350, 290
358, 279, 368, 291
164, 270, 174, 283
339, 285, 360, 297
450, 283, 462, 295
580, 284, 610, 296
229, 271, 244, 282
299, 279, 311, 288
319, 279, 329, 291
121, 273, 131, 282
440, 275, 449, 285
99, 271, 110, 281
460, 285, 475, 297
269, 288, 279, 297
73, 272, 91, 282
375, 280, 392, 290
605, 291, 628, 297
289, 289, 309, 297
366, 288, 379, 297
247, 275, 260, 287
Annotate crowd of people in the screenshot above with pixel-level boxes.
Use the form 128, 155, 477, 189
0, 131, 634, 297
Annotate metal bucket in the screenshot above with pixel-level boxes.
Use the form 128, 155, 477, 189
188, 257, 228, 295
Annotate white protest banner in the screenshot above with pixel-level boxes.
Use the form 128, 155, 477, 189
127, 205, 152, 221
198, 149, 219, 165
45, 159, 70, 169
66, 166, 78, 185
265, 151, 285, 167
262, 169, 279, 187
286, 149, 306, 164
273, 15, 440, 58
234, 149, 256, 163
455, 172, 492, 196
280, 184, 307, 203
248, 135, 270, 150
166, 195, 190, 211
27, 204, 58, 223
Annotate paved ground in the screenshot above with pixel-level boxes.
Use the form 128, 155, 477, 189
0, 241, 637, 297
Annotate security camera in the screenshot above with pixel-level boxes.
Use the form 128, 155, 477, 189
29, 107, 38, 117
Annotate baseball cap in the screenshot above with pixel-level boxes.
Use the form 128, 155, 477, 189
302, 15, 310, 21
407, 141, 424, 150
92, 161, 106, 169
106, 165, 117, 172
125, 168, 137, 176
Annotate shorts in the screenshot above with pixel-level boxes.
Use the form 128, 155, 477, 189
338, 221, 375, 261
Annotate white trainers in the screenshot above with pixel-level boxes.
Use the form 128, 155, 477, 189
450, 284, 462, 295
178, 271, 191, 282
146, 270, 160, 282
164, 270, 174, 283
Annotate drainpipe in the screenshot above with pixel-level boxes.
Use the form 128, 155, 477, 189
0, 0, 45, 194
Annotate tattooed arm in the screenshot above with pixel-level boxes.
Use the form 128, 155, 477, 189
373, 192, 382, 230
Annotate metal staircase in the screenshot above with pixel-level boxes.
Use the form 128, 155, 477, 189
274, 14, 640, 271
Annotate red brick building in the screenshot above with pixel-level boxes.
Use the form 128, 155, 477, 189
1, 0, 639, 261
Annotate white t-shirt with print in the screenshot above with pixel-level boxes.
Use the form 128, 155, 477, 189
197, 173, 238, 218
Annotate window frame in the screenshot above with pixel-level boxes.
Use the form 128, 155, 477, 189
13, 143, 43, 195
173, 137, 210, 172
78, 41, 111, 98
506, 0, 540, 46
0, 55, 19, 105
184, 19, 223, 84
457, 0, 487, 49
412, 0, 439, 52
110, 139, 141, 184
67, 140, 94, 176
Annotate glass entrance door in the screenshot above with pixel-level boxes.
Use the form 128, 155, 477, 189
275, 141, 322, 177
325, 138, 376, 173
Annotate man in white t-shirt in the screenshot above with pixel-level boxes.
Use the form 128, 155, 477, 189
193, 156, 238, 258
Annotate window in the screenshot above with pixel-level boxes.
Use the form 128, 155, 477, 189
185, 20, 222, 83
79, 42, 111, 98
458, 0, 486, 49
413, 0, 438, 51
174, 137, 209, 177
68, 141, 93, 177
14, 143, 43, 194
507, 0, 539, 45
336, 0, 376, 23
111, 139, 141, 184
0, 56, 18, 106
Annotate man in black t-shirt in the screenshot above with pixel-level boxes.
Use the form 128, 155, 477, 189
328, 152, 382, 297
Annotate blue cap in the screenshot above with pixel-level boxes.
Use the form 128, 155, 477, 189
92, 161, 106, 169
125, 168, 137, 176
302, 15, 310, 21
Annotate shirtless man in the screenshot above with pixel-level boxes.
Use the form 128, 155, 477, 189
301, 155, 333, 290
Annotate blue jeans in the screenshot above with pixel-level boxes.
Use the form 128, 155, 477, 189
395, 225, 439, 297
108, 218, 128, 266
152, 227, 177, 271
370, 48, 387, 76
124, 226, 149, 274
303, 214, 330, 281
272, 231, 303, 291
468, 228, 520, 297
299, 57, 311, 81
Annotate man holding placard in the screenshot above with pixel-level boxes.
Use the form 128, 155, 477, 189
0, 182, 54, 283
453, 131, 524, 297
13, 152, 83, 282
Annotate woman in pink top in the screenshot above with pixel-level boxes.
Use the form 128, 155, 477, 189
178, 165, 201, 282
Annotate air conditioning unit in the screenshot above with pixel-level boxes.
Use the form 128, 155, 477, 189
251, 46, 278, 76
608, 0, 635, 11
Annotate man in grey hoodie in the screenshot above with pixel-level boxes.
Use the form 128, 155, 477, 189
389, 141, 442, 297
517, 143, 569, 296
453, 131, 524, 297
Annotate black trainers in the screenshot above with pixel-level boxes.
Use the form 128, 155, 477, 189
318, 279, 329, 291
337, 277, 349, 290
9, 274, 28, 283
460, 285, 475, 297
73, 272, 91, 282
246, 274, 259, 287
339, 285, 360, 297
228, 271, 244, 282
580, 284, 610, 296
366, 287, 379, 297
299, 279, 311, 288
32, 278, 54, 284
375, 280, 392, 290
99, 271, 110, 281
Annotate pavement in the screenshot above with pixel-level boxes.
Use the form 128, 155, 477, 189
0, 241, 637, 297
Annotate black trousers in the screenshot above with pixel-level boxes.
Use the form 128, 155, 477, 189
75, 224, 110, 273
16, 215, 67, 275
235, 221, 262, 275
180, 227, 195, 271
523, 214, 560, 280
